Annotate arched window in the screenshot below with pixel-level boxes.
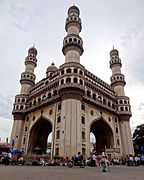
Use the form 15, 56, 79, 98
98, 96, 102, 102
22, 98, 25, 102
116, 127, 118, 133
81, 104, 85, 111
108, 101, 111, 107
125, 107, 128, 111
23, 138, 26, 145
30, 102, 32, 107
112, 104, 115, 109
117, 139, 120, 145
66, 77, 71, 83
61, 70, 64, 75
16, 105, 19, 109
42, 95, 46, 100
115, 118, 117, 123
81, 116, 85, 124
55, 147, 59, 156
108, 117, 111, 122
61, 79, 64, 85
82, 148, 86, 156
33, 100, 36, 105
119, 100, 123, 104
69, 38, 72, 42
48, 93, 51, 98
56, 130, 60, 139
57, 116, 61, 123
74, 38, 77, 42
25, 126, 28, 132
18, 99, 20, 102
79, 70, 83, 75
82, 131, 85, 140
66, 68, 71, 73
120, 107, 124, 111
92, 93, 96, 100
20, 105, 24, 109
58, 104, 61, 110
74, 68, 78, 73
73, 77, 78, 83
53, 90, 57, 96
38, 98, 41, 102
87, 90, 91, 97
80, 79, 83, 85
103, 99, 106, 104
124, 100, 127, 104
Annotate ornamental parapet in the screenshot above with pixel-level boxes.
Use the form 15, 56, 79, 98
65, 15, 82, 32
25, 56, 37, 67
110, 73, 126, 87
58, 83, 85, 100
109, 57, 122, 69
83, 96, 117, 114
20, 72, 36, 85
85, 70, 114, 93
60, 62, 85, 70
62, 34, 84, 56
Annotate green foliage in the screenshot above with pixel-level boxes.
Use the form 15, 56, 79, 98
133, 124, 144, 150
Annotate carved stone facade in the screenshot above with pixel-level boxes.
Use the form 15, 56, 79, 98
10, 5, 134, 158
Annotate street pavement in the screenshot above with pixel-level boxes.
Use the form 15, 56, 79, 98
0, 165, 144, 180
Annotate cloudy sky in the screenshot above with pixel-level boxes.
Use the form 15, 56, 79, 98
0, 0, 144, 143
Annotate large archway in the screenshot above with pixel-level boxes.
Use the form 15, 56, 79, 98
90, 118, 114, 154
28, 117, 52, 154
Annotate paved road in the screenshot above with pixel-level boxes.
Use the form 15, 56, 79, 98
0, 165, 144, 180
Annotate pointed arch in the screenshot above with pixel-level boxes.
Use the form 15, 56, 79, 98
90, 117, 114, 154
28, 115, 53, 154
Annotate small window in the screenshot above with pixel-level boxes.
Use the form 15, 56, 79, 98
55, 147, 59, 156
18, 99, 20, 102
82, 131, 85, 140
80, 79, 83, 85
117, 139, 120, 145
58, 104, 61, 110
108, 117, 111, 122
115, 118, 117, 123
53, 90, 57, 96
20, 105, 24, 109
103, 99, 106, 104
66, 68, 71, 73
119, 100, 123, 104
33, 100, 36, 105
61, 70, 64, 75
61, 79, 64, 85
79, 70, 83, 75
69, 38, 72, 42
116, 127, 118, 133
38, 98, 41, 102
23, 138, 26, 144
108, 101, 111, 107
120, 107, 124, 111
66, 77, 71, 83
56, 130, 60, 139
87, 90, 91, 97
125, 107, 128, 111
82, 148, 85, 156
74, 68, 78, 73
33, 116, 35, 121
81, 116, 85, 124
124, 100, 127, 104
57, 116, 61, 123
48, 93, 51, 98
22, 98, 25, 102
73, 77, 78, 83
25, 127, 28, 132
92, 93, 96, 100
74, 38, 77, 42
81, 104, 85, 111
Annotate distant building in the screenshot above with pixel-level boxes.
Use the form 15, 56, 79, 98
10, 5, 134, 158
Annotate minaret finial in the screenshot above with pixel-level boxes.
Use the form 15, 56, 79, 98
112, 45, 114, 50
33, 43, 35, 48
73, 3, 75, 6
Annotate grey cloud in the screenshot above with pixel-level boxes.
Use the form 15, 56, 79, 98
0, 92, 13, 120
8, 4, 42, 32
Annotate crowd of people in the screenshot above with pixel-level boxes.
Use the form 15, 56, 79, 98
1, 151, 144, 172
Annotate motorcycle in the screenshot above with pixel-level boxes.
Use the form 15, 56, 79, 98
67, 157, 85, 168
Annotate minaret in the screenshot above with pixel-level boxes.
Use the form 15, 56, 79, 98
109, 48, 134, 155
10, 46, 38, 149
62, 5, 84, 63
58, 5, 85, 157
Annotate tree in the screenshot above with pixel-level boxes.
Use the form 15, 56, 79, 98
133, 124, 144, 154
